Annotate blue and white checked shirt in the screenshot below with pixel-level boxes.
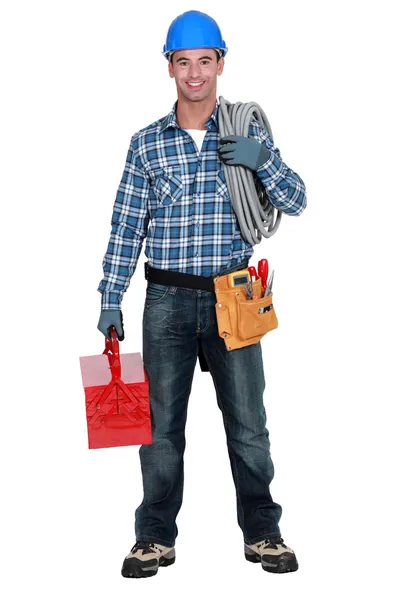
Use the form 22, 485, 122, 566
98, 99, 307, 309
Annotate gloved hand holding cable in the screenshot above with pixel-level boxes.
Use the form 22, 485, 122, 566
218, 135, 271, 171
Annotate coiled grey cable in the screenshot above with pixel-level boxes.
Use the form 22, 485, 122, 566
217, 96, 282, 245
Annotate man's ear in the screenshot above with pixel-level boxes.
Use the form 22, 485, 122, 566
168, 61, 175, 79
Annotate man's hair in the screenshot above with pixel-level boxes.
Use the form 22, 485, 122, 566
169, 49, 221, 64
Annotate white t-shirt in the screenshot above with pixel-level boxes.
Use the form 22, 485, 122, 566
183, 128, 207, 154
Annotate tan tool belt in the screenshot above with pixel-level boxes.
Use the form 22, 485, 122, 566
213, 274, 278, 351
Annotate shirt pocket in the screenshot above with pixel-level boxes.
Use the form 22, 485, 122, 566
153, 166, 183, 208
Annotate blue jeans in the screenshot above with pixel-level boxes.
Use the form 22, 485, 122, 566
135, 259, 282, 546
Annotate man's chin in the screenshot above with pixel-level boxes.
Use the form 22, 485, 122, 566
180, 89, 210, 102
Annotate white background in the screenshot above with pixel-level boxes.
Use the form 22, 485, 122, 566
1, 0, 399, 598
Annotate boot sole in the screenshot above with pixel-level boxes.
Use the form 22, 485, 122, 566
121, 553, 175, 578
245, 547, 298, 573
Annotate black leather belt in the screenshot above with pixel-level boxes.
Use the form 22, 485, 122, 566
144, 261, 216, 291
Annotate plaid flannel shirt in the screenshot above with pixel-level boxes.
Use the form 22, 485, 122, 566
98, 99, 307, 309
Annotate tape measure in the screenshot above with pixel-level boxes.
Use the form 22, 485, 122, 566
227, 269, 250, 287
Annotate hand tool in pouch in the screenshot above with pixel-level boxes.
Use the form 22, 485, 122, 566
258, 258, 269, 294
227, 269, 250, 288
265, 270, 275, 296
248, 266, 258, 282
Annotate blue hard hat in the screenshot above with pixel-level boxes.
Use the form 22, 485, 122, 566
162, 10, 228, 60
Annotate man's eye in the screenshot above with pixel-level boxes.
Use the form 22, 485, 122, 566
180, 61, 210, 66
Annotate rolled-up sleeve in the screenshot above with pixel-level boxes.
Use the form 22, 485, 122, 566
97, 135, 150, 310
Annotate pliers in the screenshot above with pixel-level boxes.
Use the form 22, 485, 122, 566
244, 282, 253, 300
244, 280, 261, 300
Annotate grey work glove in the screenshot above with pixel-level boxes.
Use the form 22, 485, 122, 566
97, 309, 125, 341
217, 135, 271, 170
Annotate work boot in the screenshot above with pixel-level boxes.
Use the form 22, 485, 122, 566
121, 540, 175, 578
244, 536, 298, 573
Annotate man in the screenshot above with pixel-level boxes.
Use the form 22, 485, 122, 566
97, 10, 306, 579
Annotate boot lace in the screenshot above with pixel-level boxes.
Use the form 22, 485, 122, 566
257, 536, 287, 550
131, 540, 158, 555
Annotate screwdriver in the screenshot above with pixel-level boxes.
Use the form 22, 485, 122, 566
264, 270, 275, 296
258, 258, 269, 295
248, 266, 257, 282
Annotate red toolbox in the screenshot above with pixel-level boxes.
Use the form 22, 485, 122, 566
79, 330, 151, 449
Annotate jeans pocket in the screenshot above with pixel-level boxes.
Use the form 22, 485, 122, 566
145, 282, 171, 307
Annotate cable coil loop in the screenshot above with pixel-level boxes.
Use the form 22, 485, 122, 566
218, 96, 282, 245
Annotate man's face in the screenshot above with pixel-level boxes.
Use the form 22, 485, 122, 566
168, 48, 224, 102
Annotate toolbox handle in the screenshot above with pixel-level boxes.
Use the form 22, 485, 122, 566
102, 328, 121, 380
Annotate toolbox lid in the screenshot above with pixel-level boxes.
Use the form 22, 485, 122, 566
79, 352, 145, 387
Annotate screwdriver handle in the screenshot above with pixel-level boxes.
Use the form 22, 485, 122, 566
248, 266, 257, 282
258, 259, 269, 290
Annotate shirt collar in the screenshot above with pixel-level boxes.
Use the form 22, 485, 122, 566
158, 98, 219, 134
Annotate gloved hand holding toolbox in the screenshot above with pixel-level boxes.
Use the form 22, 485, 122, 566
214, 258, 278, 351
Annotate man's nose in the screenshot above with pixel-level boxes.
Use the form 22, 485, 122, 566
188, 66, 202, 79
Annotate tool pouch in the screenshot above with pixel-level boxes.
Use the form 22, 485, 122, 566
214, 274, 278, 351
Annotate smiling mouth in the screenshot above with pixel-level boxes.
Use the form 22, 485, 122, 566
186, 81, 205, 89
